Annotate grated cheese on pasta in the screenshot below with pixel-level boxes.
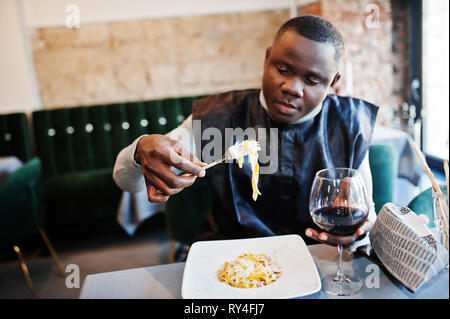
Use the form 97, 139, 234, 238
218, 253, 282, 288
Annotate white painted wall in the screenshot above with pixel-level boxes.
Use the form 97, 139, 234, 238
23, 0, 313, 28
0, 0, 41, 114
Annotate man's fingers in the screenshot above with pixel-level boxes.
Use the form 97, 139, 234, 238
356, 220, 373, 236
136, 135, 204, 202
305, 228, 321, 242
146, 183, 169, 203
161, 146, 204, 177
304, 228, 338, 245
305, 226, 368, 246
143, 161, 197, 189
144, 171, 185, 197
170, 142, 206, 175
319, 232, 358, 246
171, 142, 205, 164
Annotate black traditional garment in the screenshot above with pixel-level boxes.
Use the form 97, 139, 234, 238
192, 89, 378, 244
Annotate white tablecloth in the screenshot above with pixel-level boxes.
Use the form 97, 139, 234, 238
116, 191, 165, 235
79, 244, 449, 299
0, 156, 23, 184
372, 124, 425, 186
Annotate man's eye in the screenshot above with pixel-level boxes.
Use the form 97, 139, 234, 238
305, 78, 320, 85
276, 66, 289, 75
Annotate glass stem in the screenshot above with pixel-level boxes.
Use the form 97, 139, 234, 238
335, 244, 345, 282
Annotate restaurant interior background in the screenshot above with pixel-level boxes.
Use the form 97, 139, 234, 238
0, 0, 448, 298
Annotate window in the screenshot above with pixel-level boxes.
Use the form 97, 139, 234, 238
422, 0, 449, 160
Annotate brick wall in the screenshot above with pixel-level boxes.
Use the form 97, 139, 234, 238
391, 0, 412, 106
316, 0, 396, 108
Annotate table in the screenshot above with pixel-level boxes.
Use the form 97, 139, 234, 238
79, 244, 448, 299
0, 156, 23, 184
372, 124, 425, 186
116, 191, 165, 235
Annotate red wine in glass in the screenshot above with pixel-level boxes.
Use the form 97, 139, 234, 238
311, 206, 368, 236
309, 168, 370, 296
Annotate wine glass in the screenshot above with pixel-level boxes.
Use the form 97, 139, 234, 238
309, 168, 370, 296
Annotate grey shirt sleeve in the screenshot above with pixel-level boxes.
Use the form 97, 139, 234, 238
112, 135, 147, 193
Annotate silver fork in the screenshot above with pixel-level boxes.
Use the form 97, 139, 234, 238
181, 140, 260, 177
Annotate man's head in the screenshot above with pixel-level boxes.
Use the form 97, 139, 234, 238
262, 15, 345, 123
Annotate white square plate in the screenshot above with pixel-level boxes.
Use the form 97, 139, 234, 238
181, 234, 321, 299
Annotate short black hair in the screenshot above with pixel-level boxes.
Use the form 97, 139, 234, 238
276, 15, 345, 61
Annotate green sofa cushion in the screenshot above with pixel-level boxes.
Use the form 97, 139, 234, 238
0, 158, 43, 245
369, 144, 399, 214
43, 167, 122, 235
0, 112, 33, 162
407, 185, 448, 228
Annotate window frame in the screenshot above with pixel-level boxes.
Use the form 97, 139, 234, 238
416, 0, 448, 173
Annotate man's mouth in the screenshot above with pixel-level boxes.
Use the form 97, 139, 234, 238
279, 101, 297, 109
276, 101, 300, 115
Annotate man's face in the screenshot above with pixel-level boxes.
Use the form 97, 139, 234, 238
262, 30, 340, 123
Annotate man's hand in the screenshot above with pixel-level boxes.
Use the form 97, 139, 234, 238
304, 220, 373, 247
135, 134, 206, 203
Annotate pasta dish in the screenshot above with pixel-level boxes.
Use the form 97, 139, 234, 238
218, 253, 282, 288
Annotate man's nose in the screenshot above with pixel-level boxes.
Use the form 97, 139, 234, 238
281, 78, 304, 98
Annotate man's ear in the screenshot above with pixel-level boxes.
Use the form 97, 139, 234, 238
330, 72, 341, 88
265, 47, 272, 61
